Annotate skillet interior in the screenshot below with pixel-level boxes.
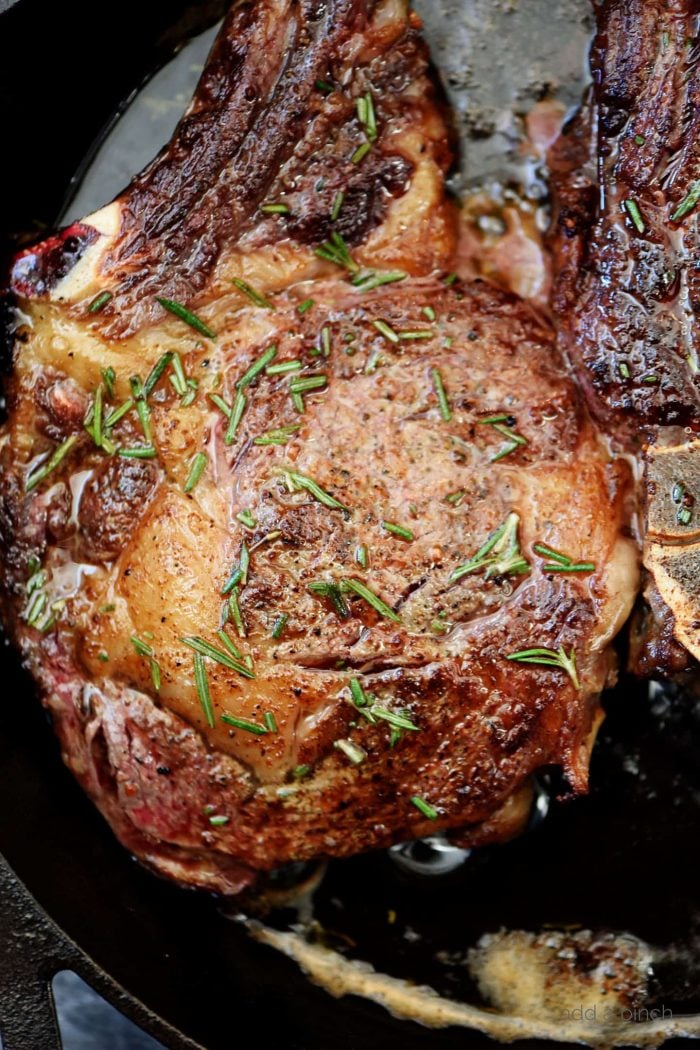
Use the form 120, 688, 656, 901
1, 3, 700, 1047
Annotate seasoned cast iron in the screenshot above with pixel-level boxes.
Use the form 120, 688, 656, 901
1, 3, 699, 1048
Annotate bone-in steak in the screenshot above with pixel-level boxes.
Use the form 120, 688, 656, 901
0, 0, 637, 893
549, 0, 700, 673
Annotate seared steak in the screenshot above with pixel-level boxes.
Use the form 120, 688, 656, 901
0, 0, 637, 893
549, 0, 700, 672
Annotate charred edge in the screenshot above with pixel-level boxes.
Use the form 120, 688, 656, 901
10, 223, 98, 300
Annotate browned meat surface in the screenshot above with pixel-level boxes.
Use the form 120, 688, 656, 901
549, 0, 700, 672
0, 0, 638, 893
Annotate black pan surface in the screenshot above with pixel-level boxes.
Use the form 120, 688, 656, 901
1, 3, 699, 1048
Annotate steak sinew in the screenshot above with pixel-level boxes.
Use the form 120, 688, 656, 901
549, 0, 700, 673
0, 0, 637, 893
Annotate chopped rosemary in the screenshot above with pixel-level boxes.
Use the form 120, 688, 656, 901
314, 231, 359, 273
334, 739, 366, 765
422, 306, 436, 322
285, 470, 349, 512
143, 352, 174, 397
260, 202, 290, 215
351, 142, 372, 164
320, 326, 331, 357
254, 424, 301, 446
263, 711, 278, 733
156, 297, 216, 339
308, 580, 350, 618
104, 399, 134, 428
373, 319, 399, 343
209, 393, 232, 419
131, 636, 161, 691
355, 544, 369, 568
101, 366, 116, 398
478, 416, 528, 461
672, 180, 700, 221
532, 542, 595, 573
88, 290, 113, 314
340, 578, 401, 622
431, 368, 451, 422
266, 360, 302, 376
182, 636, 254, 678
224, 389, 247, 445
411, 796, 439, 820
349, 677, 369, 708
450, 512, 529, 581
623, 199, 645, 234
271, 614, 289, 639
298, 298, 315, 314
118, 445, 157, 459
331, 191, 345, 222
193, 653, 215, 727
221, 713, 268, 736
228, 587, 246, 637
293, 764, 311, 779
26, 435, 79, 492
372, 706, 419, 732
352, 270, 406, 293
399, 329, 432, 340
445, 490, 465, 506
356, 91, 377, 141
618, 361, 631, 379
506, 645, 580, 689
183, 452, 208, 493
221, 543, 249, 593
382, 521, 414, 541
316, 79, 334, 93
231, 278, 274, 309
236, 509, 257, 529
209, 815, 229, 827
237, 345, 277, 388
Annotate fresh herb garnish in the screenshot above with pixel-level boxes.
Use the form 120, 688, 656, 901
314, 231, 359, 273
224, 390, 247, 445
331, 192, 345, 222
254, 424, 301, 446
672, 180, 700, 222
181, 451, 208, 493
231, 278, 274, 309
263, 711, 278, 733
340, 578, 401, 622
131, 635, 161, 691
221, 713, 268, 735
266, 360, 302, 376
260, 202, 290, 215
118, 445, 157, 459
506, 645, 580, 688
285, 470, 349, 512
356, 91, 378, 141
351, 270, 406, 293
349, 677, 369, 708
298, 298, 315, 314
334, 739, 366, 765
143, 352, 174, 397
26, 435, 79, 492
411, 796, 438, 820
623, 198, 645, 234
431, 368, 451, 422
532, 542, 595, 573
157, 298, 216, 339
450, 512, 529, 582
237, 345, 277, 388
193, 652, 215, 728
381, 521, 414, 541
355, 544, 369, 568
351, 142, 372, 164
101, 367, 116, 399
236, 509, 257, 529
372, 706, 419, 732
182, 636, 254, 679
271, 614, 289, 639
308, 580, 350, 619
209, 815, 230, 826
88, 290, 113, 314
478, 415, 527, 461
373, 319, 399, 343
227, 587, 246, 637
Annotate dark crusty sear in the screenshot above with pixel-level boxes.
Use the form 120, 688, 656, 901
0, 0, 637, 894
548, 0, 700, 670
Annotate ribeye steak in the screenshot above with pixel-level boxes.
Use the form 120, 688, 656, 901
0, 0, 637, 893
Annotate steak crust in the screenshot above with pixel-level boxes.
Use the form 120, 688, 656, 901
549, 0, 700, 671
0, 0, 637, 893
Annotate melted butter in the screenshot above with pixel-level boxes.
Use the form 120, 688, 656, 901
249, 925, 699, 1048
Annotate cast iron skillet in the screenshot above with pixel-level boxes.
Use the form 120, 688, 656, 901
1, 3, 699, 1048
